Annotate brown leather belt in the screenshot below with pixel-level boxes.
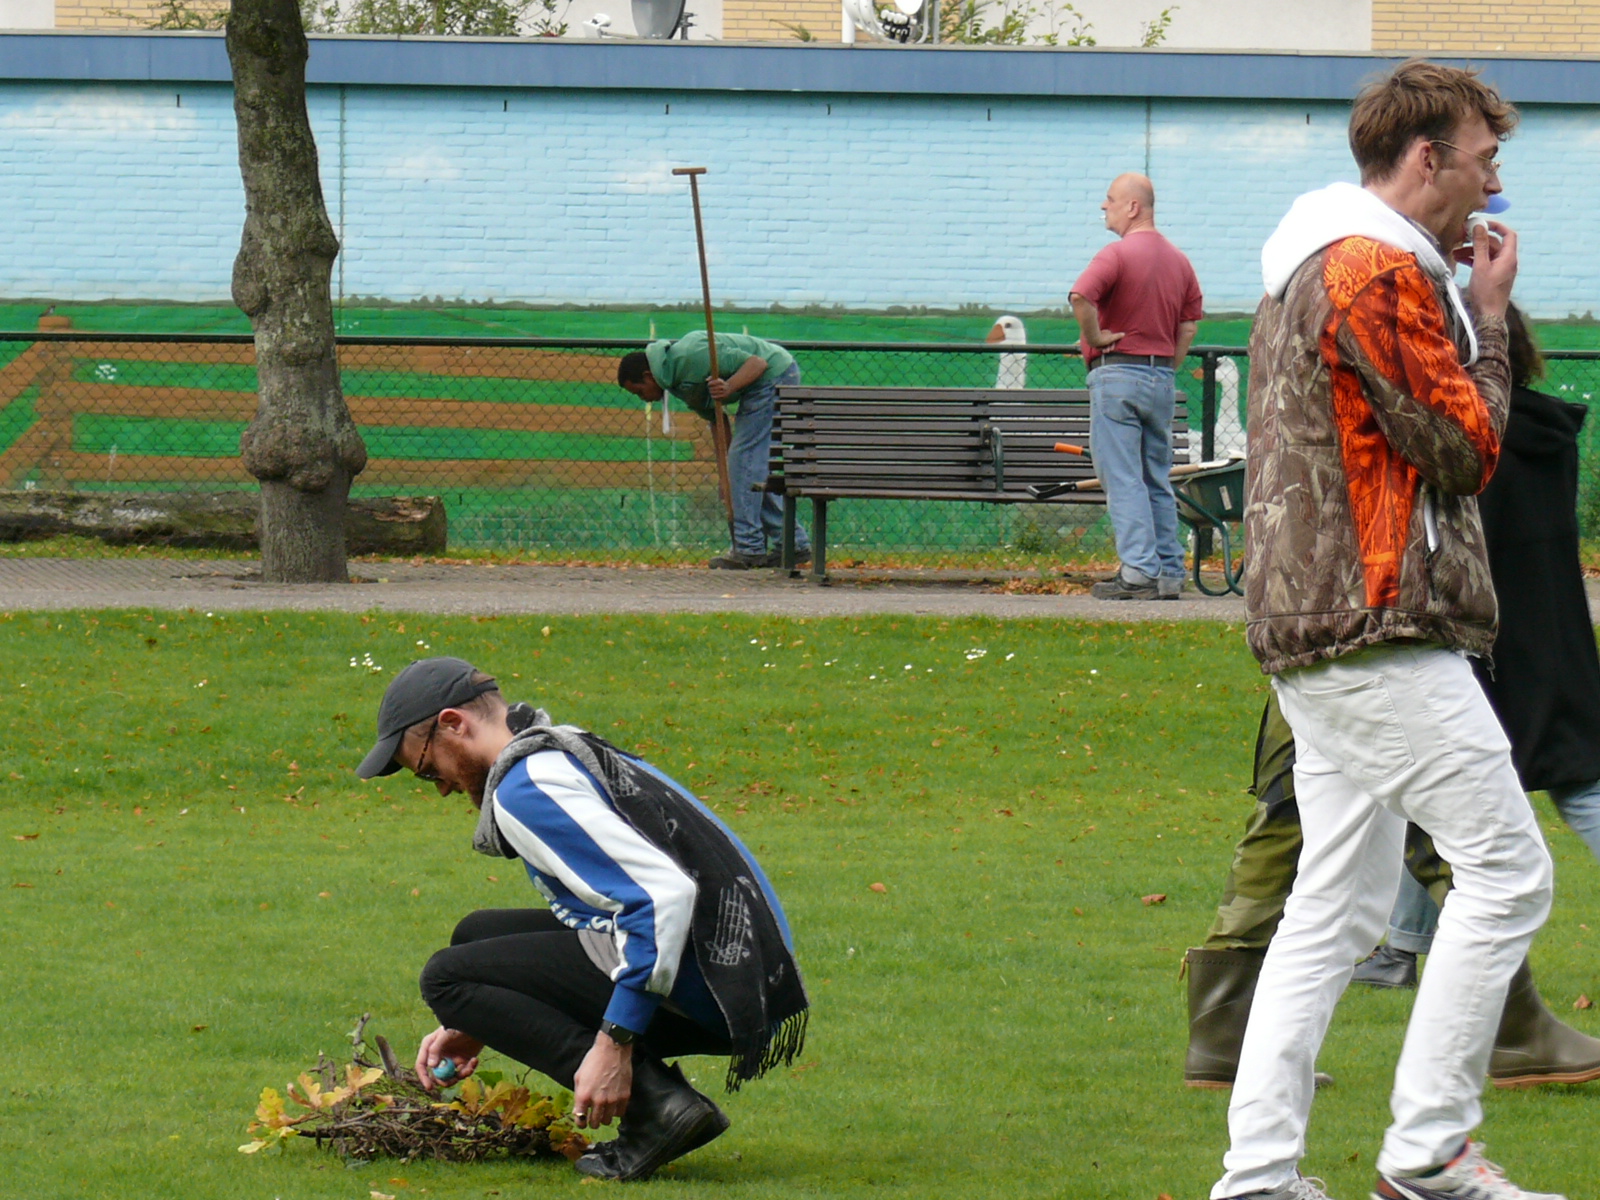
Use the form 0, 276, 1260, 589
1088, 353, 1175, 370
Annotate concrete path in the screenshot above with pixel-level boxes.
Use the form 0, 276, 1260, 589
6, 556, 1598, 623
0, 557, 1253, 621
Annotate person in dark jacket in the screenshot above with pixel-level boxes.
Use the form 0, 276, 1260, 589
1478, 306, 1600, 847
1353, 304, 1600, 986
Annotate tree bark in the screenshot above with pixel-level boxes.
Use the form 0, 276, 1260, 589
227, 0, 367, 582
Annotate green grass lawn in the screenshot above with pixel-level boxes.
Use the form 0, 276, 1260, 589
2, 611, 1598, 1199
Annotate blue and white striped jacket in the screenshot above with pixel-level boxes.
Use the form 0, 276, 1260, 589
491, 748, 792, 1037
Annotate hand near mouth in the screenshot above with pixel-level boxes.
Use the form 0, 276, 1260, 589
1464, 220, 1517, 319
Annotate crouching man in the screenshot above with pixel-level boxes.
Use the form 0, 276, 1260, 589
356, 657, 809, 1182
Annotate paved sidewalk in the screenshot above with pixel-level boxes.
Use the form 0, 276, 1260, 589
0, 557, 1252, 621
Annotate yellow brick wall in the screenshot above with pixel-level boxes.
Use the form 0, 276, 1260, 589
721, 0, 842, 42
1373, 0, 1600, 53
52, 0, 181, 27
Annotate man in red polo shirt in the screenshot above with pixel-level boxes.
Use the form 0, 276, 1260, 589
1070, 173, 1204, 600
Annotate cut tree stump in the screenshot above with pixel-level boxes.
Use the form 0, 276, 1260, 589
0, 492, 446, 556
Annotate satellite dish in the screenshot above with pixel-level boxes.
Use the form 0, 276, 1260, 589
841, 0, 886, 37
632, 0, 686, 38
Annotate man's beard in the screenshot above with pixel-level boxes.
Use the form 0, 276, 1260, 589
463, 761, 491, 808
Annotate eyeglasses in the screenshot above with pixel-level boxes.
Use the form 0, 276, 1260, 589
413, 717, 442, 783
1432, 140, 1502, 177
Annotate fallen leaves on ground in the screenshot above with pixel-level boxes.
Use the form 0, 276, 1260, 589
1141, 893, 1168, 906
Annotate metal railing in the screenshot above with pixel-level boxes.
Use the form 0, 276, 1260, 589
3, 332, 1596, 564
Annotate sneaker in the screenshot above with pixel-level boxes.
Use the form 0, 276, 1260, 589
1224, 1175, 1337, 1200
1374, 1142, 1566, 1200
1090, 572, 1161, 600
1351, 944, 1418, 989
1157, 575, 1185, 600
707, 551, 767, 570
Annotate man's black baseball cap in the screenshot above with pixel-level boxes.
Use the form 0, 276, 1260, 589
356, 656, 499, 779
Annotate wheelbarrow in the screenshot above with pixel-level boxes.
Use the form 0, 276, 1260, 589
1173, 457, 1245, 596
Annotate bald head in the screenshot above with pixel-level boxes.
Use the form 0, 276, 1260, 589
1101, 173, 1157, 236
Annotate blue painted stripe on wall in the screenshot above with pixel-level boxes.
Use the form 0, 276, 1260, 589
3, 71, 1598, 316
6, 32, 1600, 104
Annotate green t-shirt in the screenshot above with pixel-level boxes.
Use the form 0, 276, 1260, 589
643, 331, 795, 419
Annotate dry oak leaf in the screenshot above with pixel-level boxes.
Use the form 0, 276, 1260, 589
1576, 994, 1594, 1011
868, 882, 888, 894
1141, 893, 1168, 906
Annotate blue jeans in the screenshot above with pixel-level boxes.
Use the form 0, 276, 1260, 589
1546, 778, 1600, 863
1087, 364, 1185, 583
728, 363, 810, 558
1384, 869, 1441, 956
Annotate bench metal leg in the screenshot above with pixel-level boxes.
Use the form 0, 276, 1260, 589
782, 495, 798, 576
811, 497, 828, 583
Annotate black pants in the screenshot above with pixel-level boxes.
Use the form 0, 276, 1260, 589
419, 909, 732, 1087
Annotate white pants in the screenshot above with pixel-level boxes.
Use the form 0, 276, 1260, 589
1212, 645, 1553, 1197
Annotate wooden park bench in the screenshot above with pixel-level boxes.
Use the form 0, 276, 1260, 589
766, 385, 1192, 580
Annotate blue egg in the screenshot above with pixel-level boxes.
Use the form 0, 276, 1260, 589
432, 1060, 459, 1082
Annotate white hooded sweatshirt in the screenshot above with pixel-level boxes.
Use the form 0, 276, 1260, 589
1258, 181, 1478, 366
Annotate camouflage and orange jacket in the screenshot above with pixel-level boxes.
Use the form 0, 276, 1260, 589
1244, 236, 1511, 674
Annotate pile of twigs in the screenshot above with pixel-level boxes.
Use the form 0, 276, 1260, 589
241, 1015, 588, 1164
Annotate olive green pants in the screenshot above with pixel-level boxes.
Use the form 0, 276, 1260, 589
1203, 693, 1453, 952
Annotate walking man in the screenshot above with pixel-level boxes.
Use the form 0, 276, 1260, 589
1071, 173, 1203, 600
1214, 61, 1566, 1200
618, 331, 811, 569
357, 657, 809, 1183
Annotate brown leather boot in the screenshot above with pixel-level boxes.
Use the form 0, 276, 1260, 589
1183, 947, 1263, 1088
1489, 957, 1600, 1088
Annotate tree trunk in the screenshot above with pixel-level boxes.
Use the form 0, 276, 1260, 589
0, 492, 447, 555
226, 0, 367, 582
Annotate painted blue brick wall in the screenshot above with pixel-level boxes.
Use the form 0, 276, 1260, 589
2, 78, 1596, 317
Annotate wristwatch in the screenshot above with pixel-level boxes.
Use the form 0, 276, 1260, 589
599, 1020, 638, 1046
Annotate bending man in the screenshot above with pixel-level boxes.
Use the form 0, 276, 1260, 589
356, 657, 808, 1183
618, 331, 812, 570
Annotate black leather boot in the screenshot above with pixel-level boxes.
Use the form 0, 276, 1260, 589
1183, 947, 1264, 1088
1350, 944, 1419, 989
573, 1058, 730, 1181
1489, 957, 1600, 1088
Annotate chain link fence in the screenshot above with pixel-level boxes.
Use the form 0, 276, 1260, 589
3, 332, 1598, 565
